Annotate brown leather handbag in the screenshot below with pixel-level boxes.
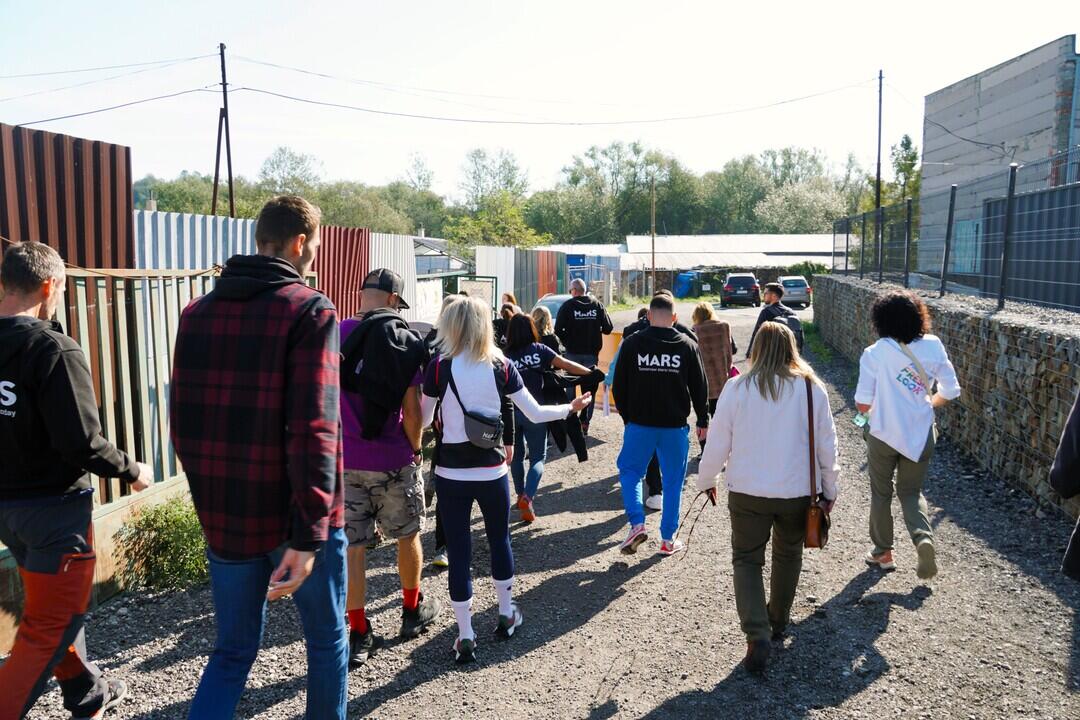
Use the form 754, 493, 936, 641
804, 377, 831, 548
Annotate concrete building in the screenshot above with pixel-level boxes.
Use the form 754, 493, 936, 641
922, 35, 1079, 192
917, 36, 1080, 280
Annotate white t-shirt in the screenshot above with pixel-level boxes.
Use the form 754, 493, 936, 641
854, 335, 961, 462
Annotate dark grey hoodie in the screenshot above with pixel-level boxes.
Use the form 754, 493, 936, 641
0, 316, 137, 500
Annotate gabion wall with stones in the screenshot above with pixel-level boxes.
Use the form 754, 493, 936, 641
813, 275, 1080, 518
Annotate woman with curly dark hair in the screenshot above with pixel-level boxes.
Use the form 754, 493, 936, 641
854, 290, 961, 580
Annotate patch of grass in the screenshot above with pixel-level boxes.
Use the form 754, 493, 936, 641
802, 321, 833, 362
115, 494, 208, 590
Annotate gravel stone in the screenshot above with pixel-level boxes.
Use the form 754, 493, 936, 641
22, 305, 1080, 719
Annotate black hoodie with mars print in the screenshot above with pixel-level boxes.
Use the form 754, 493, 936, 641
612, 325, 710, 429
0, 316, 138, 500
555, 295, 614, 356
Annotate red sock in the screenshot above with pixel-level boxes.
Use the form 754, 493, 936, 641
403, 587, 420, 611
347, 608, 368, 634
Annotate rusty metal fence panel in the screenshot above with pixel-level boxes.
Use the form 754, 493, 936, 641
0, 123, 134, 268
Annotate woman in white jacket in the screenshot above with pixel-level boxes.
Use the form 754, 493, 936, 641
697, 321, 839, 674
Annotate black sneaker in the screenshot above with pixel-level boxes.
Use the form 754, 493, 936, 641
743, 639, 771, 674
494, 603, 524, 640
72, 678, 127, 719
454, 637, 477, 664
400, 592, 442, 639
348, 626, 384, 668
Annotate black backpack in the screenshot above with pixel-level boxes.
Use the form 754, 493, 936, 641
769, 313, 804, 353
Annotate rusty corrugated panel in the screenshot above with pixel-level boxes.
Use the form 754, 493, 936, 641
313, 225, 370, 320
0, 122, 134, 268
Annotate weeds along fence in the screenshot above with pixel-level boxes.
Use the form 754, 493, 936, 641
832, 146, 1080, 312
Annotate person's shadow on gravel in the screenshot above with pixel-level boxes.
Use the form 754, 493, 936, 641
634, 569, 931, 719
347, 555, 663, 718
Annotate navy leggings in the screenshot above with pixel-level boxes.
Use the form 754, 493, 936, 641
435, 474, 514, 602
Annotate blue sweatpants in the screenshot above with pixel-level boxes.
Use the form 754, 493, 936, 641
617, 423, 690, 541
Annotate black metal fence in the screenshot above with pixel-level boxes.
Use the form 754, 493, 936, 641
832, 146, 1080, 311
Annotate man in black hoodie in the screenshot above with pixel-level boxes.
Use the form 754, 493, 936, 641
1050, 389, 1080, 580
555, 278, 613, 432
0, 241, 152, 720
612, 294, 709, 557
747, 282, 801, 355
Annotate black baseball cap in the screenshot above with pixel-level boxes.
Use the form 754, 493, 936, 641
363, 268, 410, 309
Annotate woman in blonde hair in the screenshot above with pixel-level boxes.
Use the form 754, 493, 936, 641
696, 322, 839, 674
531, 305, 561, 353
691, 302, 737, 419
421, 296, 591, 664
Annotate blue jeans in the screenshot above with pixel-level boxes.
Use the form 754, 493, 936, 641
511, 409, 549, 499
188, 527, 348, 720
435, 475, 514, 602
617, 423, 690, 541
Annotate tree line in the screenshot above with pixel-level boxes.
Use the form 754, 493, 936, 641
134, 136, 920, 257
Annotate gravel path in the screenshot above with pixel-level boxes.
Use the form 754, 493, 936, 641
26, 309, 1080, 719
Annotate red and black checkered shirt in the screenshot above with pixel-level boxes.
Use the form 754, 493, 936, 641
170, 256, 344, 560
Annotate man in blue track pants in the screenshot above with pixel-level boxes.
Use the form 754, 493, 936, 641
611, 294, 709, 556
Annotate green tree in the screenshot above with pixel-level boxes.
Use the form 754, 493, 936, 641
444, 190, 550, 259
890, 134, 920, 201
381, 181, 449, 237
313, 181, 412, 233
461, 148, 529, 211
258, 146, 321, 195
760, 147, 827, 187
755, 177, 846, 233
700, 157, 772, 233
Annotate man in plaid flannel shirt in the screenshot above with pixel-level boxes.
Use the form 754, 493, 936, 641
170, 195, 348, 720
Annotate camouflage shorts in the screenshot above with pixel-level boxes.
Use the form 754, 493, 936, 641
344, 464, 426, 547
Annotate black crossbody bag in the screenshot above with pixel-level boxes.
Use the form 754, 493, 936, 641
439, 359, 509, 450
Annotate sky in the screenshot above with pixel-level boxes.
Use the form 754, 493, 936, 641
2, 1, 1076, 202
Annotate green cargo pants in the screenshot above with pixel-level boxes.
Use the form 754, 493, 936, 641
728, 491, 810, 643
866, 426, 935, 555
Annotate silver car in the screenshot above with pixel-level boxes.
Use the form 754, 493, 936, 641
778, 275, 811, 307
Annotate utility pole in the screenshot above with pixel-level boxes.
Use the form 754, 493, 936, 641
875, 69, 883, 212
650, 175, 656, 294
210, 43, 235, 217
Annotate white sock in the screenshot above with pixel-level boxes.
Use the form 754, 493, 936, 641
493, 576, 514, 618
451, 598, 474, 641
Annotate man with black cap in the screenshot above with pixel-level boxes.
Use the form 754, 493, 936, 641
338, 268, 440, 667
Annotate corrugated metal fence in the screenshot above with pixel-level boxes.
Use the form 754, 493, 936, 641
370, 232, 422, 323
313, 225, 370, 320
0, 122, 134, 267
134, 210, 256, 269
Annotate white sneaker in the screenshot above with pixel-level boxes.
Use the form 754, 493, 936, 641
619, 524, 648, 554
431, 550, 449, 568
645, 494, 663, 511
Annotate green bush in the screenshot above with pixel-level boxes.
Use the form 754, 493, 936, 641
115, 494, 208, 590
802, 321, 833, 362
784, 261, 831, 284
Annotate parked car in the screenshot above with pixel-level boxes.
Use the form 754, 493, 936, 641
720, 273, 761, 307
778, 275, 812, 308
535, 293, 573, 318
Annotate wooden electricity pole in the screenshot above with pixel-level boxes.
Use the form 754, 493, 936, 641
650, 175, 656, 294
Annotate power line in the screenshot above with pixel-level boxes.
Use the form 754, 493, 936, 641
232, 55, 635, 109
884, 82, 1011, 158
231, 79, 875, 127
16, 87, 218, 127
0, 57, 212, 104
0, 53, 216, 79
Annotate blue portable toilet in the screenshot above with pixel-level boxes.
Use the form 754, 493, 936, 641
674, 271, 697, 298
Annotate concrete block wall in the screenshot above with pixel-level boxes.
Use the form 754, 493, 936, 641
814, 275, 1080, 518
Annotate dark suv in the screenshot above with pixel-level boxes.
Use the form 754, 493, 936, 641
720, 273, 761, 307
